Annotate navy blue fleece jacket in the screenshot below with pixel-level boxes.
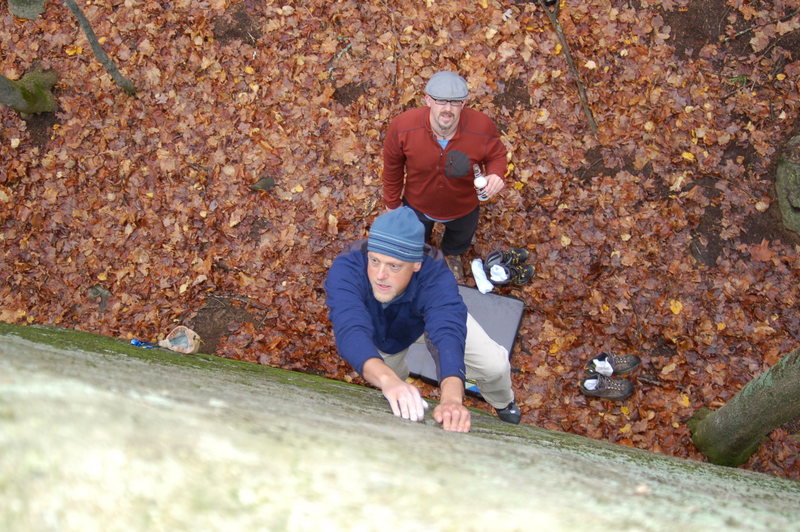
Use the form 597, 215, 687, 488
324, 240, 467, 383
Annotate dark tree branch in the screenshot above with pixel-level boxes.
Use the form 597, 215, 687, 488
536, 0, 598, 136
722, 8, 800, 43
380, 0, 402, 95
61, 0, 137, 95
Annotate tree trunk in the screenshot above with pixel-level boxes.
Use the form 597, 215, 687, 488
0, 68, 57, 114
7, 0, 136, 96
776, 135, 800, 234
688, 346, 800, 466
8, 0, 47, 20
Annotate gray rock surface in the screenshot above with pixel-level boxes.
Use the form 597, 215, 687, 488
1, 324, 799, 531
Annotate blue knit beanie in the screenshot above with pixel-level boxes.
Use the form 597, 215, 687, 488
367, 207, 425, 262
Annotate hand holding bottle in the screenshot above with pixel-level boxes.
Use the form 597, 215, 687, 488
472, 164, 504, 200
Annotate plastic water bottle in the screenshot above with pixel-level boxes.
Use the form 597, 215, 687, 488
473, 164, 490, 202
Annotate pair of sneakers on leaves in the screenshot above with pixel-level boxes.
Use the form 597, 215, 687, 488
483, 247, 535, 286
579, 352, 641, 401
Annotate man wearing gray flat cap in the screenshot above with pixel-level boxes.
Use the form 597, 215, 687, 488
381, 70, 508, 282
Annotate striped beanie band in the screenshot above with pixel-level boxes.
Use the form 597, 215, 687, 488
367, 207, 425, 263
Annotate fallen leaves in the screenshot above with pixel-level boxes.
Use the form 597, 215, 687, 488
749, 239, 776, 262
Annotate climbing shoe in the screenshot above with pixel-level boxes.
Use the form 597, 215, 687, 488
485, 247, 530, 268
486, 262, 535, 286
508, 263, 535, 285
495, 401, 521, 424
585, 352, 641, 377
579, 374, 633, 401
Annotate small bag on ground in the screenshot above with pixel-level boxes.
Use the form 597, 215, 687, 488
158, 326, 201, 354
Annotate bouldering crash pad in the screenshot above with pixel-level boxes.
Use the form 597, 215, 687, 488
406, 285, 524, 398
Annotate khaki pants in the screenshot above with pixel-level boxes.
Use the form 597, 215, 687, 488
379, 314, 514, 409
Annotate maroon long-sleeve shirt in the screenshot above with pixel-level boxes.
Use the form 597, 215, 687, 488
382, 106, 507, 220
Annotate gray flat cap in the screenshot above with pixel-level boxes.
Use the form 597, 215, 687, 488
425, 71, 468, 100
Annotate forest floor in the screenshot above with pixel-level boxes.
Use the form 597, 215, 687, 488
2, 0, 800, 480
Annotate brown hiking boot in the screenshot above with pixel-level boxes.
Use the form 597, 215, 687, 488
579, 374, 633, 401
585, 352, 641, 377
445, 255, 465, 283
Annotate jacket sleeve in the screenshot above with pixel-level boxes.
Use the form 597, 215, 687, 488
381, 118, 406, 210
324, 252, 381, 375
418, 260, 468, 382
